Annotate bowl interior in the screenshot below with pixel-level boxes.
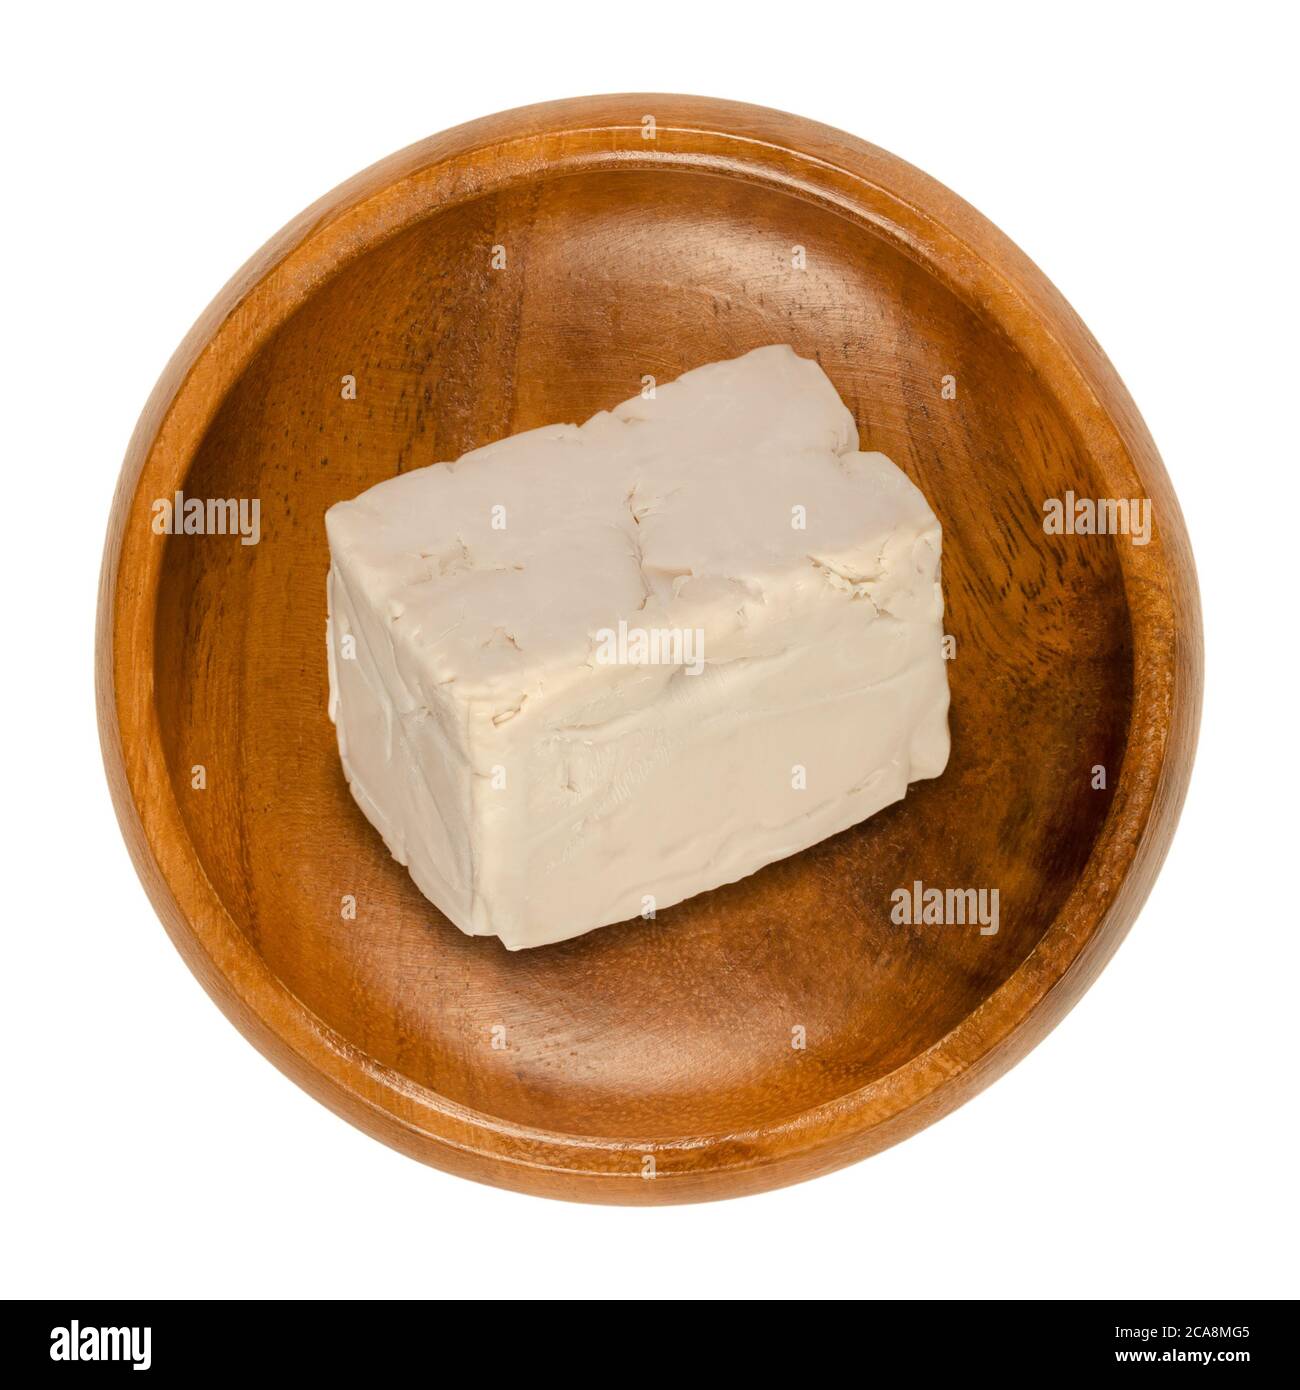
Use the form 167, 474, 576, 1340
154, 166, 1131, 1139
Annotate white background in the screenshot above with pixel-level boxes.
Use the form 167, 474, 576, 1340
3, 1, 1296, 1300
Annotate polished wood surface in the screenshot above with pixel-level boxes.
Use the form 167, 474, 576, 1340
97, 95, 1202, 1202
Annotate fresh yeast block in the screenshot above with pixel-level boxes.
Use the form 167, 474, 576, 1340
326, 346, 950, 948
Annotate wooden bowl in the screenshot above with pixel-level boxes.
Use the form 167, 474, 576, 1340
97, 95, 1202, 1203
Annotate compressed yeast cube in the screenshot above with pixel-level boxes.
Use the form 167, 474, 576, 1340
326, 346, 950, 949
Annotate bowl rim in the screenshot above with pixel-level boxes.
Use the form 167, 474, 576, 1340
96, 93, 1203, 1203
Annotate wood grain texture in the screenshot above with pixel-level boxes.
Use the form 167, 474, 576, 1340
97, 94, 1202, 1203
